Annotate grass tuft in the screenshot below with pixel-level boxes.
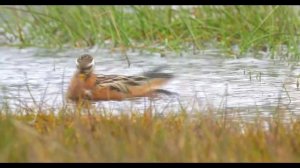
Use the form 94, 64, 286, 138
1, 103, 300, 162
1, 6, 300, 57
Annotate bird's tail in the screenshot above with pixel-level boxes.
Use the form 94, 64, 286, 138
131, 65, 176, 96
142, 65, 174, 80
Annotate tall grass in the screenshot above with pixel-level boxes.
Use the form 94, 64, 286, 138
1, 102, 300, 162
1, 6, 300, 57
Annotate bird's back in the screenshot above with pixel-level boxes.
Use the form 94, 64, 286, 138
88, 66, 174, 101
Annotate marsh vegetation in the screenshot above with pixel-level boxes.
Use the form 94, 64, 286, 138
1, 6, 300, 162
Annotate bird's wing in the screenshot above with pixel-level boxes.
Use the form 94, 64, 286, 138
95, 74, 149, 94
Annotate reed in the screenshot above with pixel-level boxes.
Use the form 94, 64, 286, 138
1, 6, 300, 57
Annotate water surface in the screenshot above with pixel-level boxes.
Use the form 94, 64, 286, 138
1, 46, 300, 120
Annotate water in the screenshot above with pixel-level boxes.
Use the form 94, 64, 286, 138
1, 46, 300, 120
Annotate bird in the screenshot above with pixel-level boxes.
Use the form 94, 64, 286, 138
66, 54, 175, 106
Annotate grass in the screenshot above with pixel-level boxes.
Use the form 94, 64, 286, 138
1, 102, 300, 162
1, 6, 300, 58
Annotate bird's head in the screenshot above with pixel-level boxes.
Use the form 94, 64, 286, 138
76, 54, 95, 75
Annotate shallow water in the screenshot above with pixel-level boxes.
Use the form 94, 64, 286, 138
1, 46, 300, 120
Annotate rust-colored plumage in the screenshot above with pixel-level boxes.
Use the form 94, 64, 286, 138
67, 54, 174, 104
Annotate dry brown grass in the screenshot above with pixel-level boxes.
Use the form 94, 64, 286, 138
1, 104, 300, 162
